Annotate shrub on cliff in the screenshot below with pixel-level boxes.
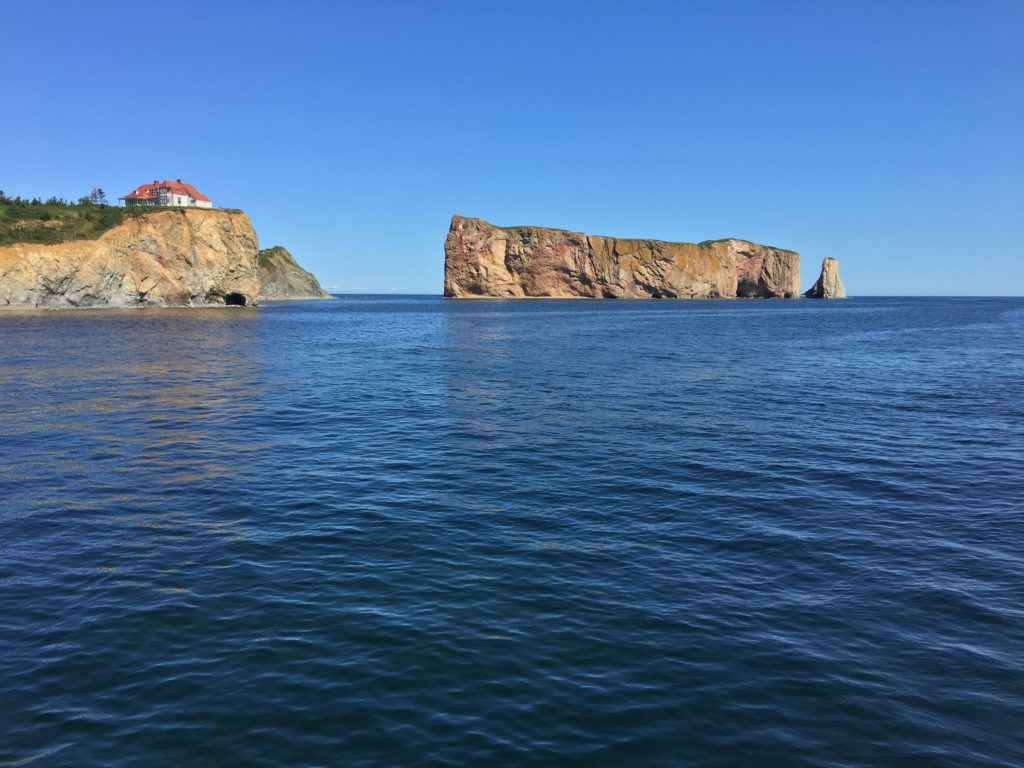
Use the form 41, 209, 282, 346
0, 194, 204, 248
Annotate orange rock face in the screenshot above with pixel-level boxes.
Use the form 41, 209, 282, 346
0, 209, 261, 308
444, 216, 800, 299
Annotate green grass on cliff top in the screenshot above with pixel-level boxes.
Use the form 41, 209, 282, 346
697, 237, 796, 252
0, 195, 241, 247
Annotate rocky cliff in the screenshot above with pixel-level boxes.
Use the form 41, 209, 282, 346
0, 208, 261, 308
804, 258, 846, 298
257, 246, 332, 300
444, 215, 800, 299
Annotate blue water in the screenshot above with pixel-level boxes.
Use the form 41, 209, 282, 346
1, 296, 1023, 767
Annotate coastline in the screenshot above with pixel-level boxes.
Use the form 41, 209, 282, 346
0, 303, 256, 312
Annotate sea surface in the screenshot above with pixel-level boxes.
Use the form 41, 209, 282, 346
1, 296, 1022, 767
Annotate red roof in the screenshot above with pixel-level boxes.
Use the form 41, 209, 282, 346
121, 180, 211, 203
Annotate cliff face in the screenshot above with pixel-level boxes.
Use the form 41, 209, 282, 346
804, 258, 846, 298
444, 216, 800, 299
257, 246, 332, 300
0, 209, 261, 308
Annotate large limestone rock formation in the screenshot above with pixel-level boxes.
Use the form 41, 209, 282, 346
804, 258, 846, 298
444, 215, 801, 299
257, 246, 332, 300
0, 208, 261, 308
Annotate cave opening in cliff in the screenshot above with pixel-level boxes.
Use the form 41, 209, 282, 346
736, 280, 763, 298
224, 293, 247, 306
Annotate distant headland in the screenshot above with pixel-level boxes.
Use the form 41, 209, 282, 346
444, 215, 845, 300
257, 246, 333, 301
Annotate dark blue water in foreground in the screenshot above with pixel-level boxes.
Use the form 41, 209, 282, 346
2, 296, 1023, 767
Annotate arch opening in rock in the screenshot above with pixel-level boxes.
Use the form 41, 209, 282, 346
224, 293, 248, 306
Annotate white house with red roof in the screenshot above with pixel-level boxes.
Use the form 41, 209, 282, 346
120, 179, 213, 208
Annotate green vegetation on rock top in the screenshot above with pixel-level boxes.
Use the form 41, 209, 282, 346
0, 190, 240, 247
491, 223, 795, 253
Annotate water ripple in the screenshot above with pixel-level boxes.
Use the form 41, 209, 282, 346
1, 297, 1023, 767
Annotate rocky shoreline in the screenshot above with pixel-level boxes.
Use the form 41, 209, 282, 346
0, 208, 331, 309
0, 207, 844, 307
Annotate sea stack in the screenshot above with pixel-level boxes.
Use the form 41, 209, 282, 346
444, 215, 801, 299
804, 258, 847, 299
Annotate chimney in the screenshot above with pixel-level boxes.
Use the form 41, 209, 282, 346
176, 178, 181, 183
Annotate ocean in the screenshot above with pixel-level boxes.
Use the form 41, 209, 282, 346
1, 296, 1022, 767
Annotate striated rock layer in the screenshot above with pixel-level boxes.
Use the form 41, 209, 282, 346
444, 215, 801, 299
804, 257, 846, 298
257, 246, 333, 300
0, 208, 261, 308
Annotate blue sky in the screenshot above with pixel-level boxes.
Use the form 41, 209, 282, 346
2, 1, 1021, 294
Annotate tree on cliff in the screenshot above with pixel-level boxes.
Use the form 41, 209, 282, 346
78, 188, 107, 206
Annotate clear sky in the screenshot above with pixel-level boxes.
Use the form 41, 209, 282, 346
2, 1, 1021, 295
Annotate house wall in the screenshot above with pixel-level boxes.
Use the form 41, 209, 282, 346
168, 192, 213, 207
121, 188, 214, 207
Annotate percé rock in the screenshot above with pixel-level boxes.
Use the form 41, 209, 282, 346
0, 208, 261, 308
804, 257, 846, 299
257, 246, 332, 300
444, 215, 801, 299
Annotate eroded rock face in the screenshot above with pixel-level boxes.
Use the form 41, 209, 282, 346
444, 215, 801, 299
257, 246, 332, 300
0, 209, 261, 308
804, 258, 846, 298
